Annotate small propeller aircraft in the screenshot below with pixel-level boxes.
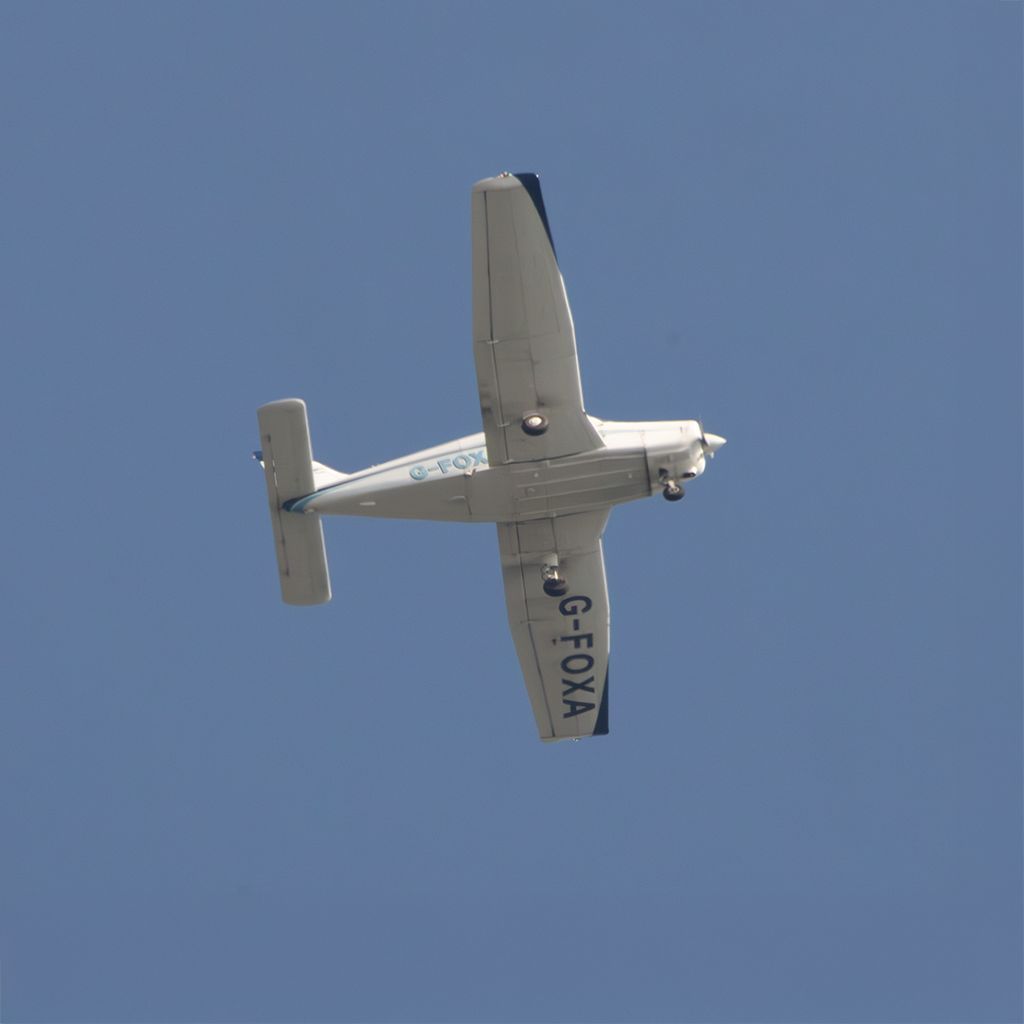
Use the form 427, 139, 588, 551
255, 172, 725, 741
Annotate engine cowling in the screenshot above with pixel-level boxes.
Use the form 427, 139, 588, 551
642, 422, 705, 486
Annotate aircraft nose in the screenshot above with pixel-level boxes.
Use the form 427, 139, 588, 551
703, 433, 727, 455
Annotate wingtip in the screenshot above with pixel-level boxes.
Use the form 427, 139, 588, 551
472, 171, 522, 192
471, 171, 556, 258
592, 666, 609, 736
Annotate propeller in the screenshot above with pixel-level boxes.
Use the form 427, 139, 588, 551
696, 419, 727, 458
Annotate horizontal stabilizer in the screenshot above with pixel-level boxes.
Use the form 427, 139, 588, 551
256, 398, 331, 606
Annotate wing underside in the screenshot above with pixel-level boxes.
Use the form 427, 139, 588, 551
472, 173, 603, 465
497, 511, 610, 741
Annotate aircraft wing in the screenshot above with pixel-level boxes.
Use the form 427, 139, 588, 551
497, 510, 610, 741
472, 173, 603, 465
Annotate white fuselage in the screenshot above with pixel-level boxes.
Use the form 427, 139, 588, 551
290, 418, 715, 523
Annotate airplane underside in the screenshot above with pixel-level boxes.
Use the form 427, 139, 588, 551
255, 172, 726, 741
287, 425, 660, 524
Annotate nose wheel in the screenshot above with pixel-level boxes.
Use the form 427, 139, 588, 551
662, 480, 685, 501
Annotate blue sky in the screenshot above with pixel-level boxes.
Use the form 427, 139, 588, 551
1, 3, 1020, 1021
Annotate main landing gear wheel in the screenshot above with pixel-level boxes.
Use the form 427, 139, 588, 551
541, 560, 568, 597
663, 482, 685, 501
543, 576, 569, 597
521, 412, 549, 436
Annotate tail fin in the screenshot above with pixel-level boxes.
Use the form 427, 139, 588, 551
255, 398, 332, 606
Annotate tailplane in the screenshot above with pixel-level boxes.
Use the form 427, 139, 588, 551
255, 398, 333, 605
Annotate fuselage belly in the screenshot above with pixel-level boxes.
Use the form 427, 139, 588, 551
293, 419, 713, 524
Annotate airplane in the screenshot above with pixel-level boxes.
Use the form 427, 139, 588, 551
255, 172, 725, 742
